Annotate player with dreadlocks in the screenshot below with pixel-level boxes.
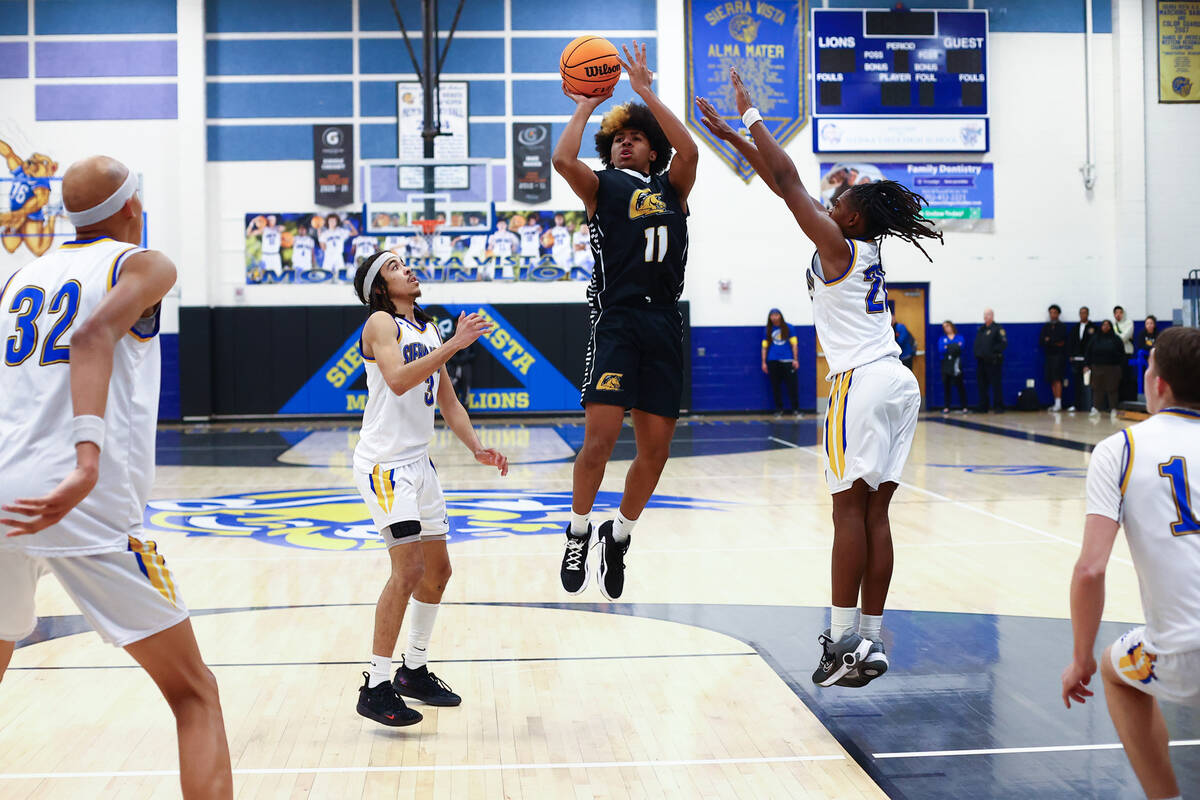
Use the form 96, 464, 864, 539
699, 69, 943, 688
552, 42, 698, 601
348, 251, 507, 727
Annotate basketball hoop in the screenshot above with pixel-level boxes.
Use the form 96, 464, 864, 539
413, 219, 444, 236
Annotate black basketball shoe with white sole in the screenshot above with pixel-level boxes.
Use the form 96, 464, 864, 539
559, 523, 592, 594
356, 672, 422, 726
596, 520, 630, 601
834, 640, 889, 688
393, 657, 462, 707
812, 628, 871, 687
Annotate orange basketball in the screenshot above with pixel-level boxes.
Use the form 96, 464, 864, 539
560, 36, 621, 96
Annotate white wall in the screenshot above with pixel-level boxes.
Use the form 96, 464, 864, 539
194, 0, 1190, 327
1143, 0, 1200, 318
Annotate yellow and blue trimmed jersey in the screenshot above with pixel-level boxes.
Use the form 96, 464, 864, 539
0, 235, 161, 555
808, 238, 900, 377
1087, 408, 1200, 654
353, 315, 443, 471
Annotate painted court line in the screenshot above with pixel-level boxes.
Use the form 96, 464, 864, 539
0, 754, 845, 781
874, 739, 1200, 759
768, 437, 1133, 567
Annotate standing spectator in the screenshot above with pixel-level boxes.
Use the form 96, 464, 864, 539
1134, 314, 1159, 357
761, 308, 800, 417
1068, 306, 1097, 412
1113, 305, 1136, 401
937, 320, 967, 413
893, 319, 917, 371
973, 308, 1007, 413
1086, 319, 1125, 420
1040, 304, 1069, 411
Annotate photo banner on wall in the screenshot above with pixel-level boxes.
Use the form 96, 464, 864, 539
245, 209, 597, 285
685, 0, 808, 182
313, 124, 354, 207
819, 162, 994, 232
512, 123, 552, 203
1157, 1, 1200, 102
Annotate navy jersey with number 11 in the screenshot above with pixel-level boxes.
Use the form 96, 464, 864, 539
587, 168, 688, 311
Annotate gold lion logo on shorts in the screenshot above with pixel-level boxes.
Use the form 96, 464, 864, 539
596, 372, 622, 391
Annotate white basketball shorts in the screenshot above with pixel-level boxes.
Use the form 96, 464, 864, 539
823, 355, 921, 494
1109, 626, 1200, 707
262, 252, 282, 272
0, 536, 188, 647
354, 456, 450, 547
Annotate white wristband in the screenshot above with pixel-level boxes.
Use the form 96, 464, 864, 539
71, 415, 105, 450
741, 107, 763, 128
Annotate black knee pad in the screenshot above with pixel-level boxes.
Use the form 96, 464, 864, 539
384, 520, 421, 543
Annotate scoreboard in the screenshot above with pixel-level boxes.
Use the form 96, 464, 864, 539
812, 9, 988, 117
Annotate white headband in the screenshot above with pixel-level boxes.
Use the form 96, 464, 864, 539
359, 252, 398, 304
67, 170, 138, 227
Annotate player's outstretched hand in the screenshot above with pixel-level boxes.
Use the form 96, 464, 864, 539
615, 41, 653, 96
730, 67, 754, 115
474, 447, 509, 476
2, 459, 99, 536
562, 81, 613, 108
450, 311, 493, 350
695, 96, 738, 142
1060, 657, 1097, 708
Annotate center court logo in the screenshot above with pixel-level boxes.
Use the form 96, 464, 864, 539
144, 488, 730, 552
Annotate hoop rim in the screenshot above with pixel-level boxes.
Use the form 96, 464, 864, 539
411, 219, 445, 235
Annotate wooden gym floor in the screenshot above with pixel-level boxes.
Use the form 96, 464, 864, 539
2, 412, 1198, 798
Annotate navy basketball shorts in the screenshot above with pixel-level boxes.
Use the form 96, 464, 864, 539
580, 305, 684, 419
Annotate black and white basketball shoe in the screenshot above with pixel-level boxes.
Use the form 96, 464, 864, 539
560, 523, 592, 594
596, 520, 630, 601
812, 628, 872, 687
356, 672, 422, 726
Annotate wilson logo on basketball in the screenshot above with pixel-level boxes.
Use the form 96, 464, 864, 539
583, 63, 620, 78
628, 189, 668, 220
596, 372, 622, 391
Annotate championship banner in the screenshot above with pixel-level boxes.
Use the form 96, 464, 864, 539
685, 0, 808, 182
512, 123, 552, 203
819, 162, 994, 231
245, 209, 595, 285
1158, 1, 1200, 102
312, 124, 353, 207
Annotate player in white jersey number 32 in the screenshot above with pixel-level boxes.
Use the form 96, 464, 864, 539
698, 69, 944, 689
0, 156, 233, 798
1062, 326, 1200, 800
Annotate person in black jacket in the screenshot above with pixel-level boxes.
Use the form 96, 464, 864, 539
973, 308, 1007, 412
1134, 315, 1159, 358
1039, 304, 1069, 411
1068, 306, 1096, 412
1086, 319, 1125, 419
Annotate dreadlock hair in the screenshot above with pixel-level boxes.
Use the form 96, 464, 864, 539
594, 102, 673, 176
353, 251, 433, 324
845, 180, 944, 263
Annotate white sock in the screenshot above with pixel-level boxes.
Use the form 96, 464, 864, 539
368, 654, 391, 688
831, 606, 858, 640
1053, 398, 1061, 410
612, 510, 636, 542
404, 598, 439, 670
859, 613, 883, 643
570, 512, 590, 536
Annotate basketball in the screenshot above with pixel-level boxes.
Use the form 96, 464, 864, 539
560, 36, 621, 96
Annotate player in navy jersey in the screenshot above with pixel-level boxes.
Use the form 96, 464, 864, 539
552, 42, 698, 600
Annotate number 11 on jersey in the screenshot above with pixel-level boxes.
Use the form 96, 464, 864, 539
644, 226, 668, 263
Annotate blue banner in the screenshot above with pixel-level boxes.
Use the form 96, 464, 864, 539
819, 161, 994, 222
279, 304, 579, 415
686, 0, 808, 182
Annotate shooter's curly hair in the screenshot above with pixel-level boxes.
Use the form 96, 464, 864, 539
594, 102, 673, 176
844, 180, 944, 262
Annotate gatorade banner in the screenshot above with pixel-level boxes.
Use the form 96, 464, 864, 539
819, 161, 994, 230
312, 124, 353, 207
512, 123, 552, 203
